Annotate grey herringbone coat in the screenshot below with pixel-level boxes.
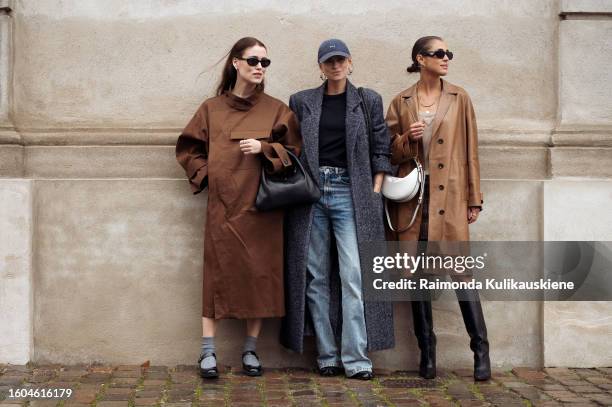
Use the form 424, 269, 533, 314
280, 81, 395, 353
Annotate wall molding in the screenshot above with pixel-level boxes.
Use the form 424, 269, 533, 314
1, 125, 611, 148
1, 126, 610, 179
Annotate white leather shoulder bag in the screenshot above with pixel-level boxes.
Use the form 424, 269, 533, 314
381, 158, 425, 232
358, 87, 425, 233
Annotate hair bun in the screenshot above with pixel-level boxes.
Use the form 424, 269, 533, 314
406, 62, 420, 73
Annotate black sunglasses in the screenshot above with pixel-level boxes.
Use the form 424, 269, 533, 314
237, 56, 271, 68
420, 49, 454, 60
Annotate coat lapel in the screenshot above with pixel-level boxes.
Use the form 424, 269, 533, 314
401, 84, 422, 160
401, 84, 419, 125
429, 79, 456, 144
345, 81, 364, 159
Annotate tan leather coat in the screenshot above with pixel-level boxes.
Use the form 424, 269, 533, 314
385, 79, 483, 242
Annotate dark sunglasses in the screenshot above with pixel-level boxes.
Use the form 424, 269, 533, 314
237, 56, 271, 68
420, 49, 454, 60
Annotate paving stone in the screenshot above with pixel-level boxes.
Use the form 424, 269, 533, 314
288, 377, 312, 384
79, 373, 110, 384
145, 366, 168, 373
101, 388, 133, 401
55, 372, 84, 381
111, 370, 141, 379
454, 401, 491, 407
96, 402, 129, 407
108, 378, 139, 388
512, 367, 547, 380
446, 382, 477, 400
584, 375, 611, 385
133, 397, 159, 405
166, 389, 195, 402
28, 401, 59, 407
453, 368, 475, 378
68, 389, 98, 404
292, 389, 317, 397
0, 378, 24, 386
569, 384, 603, 393
509, 386, 550, 402
134, 390, 162, 398
532, 401, 562, 407
538, 383, 565, 391
143, 371, 168, 380
585, 393, 612, 405
503, 381, 531, 388
425, 395, 455, 407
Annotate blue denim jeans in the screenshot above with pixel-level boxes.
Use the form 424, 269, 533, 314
305, 166, 372, 376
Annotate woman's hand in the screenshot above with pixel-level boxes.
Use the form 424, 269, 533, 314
408, 120, 426, 141
468, 206, 480, 224
373, 172, 384, 193
239, 139, 262, 155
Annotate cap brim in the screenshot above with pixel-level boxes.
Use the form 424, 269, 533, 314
318, 51, 350, 64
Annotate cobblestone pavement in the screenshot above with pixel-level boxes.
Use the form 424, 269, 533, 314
1, 364, 611, 407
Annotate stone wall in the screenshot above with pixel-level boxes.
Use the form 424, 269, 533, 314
1, 0, 611, 368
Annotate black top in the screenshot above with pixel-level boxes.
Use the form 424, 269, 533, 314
318, 91, 347, 168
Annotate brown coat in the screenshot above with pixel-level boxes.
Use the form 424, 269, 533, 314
176, 91, 301, 319
385, 79, 483, 242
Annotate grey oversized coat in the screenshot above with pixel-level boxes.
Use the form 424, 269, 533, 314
280, 81, 395, 353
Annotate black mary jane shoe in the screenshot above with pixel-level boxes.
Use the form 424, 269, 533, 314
197, 353, 219, 379
349, 371, 374, 380
242, 350, 263, 377
318, 366, 344, 377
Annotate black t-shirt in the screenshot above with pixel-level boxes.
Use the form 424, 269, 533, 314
318, 92, 347, 168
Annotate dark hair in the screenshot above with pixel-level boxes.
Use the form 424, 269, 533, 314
406, 36, 443, 73
215, 37, 267, 96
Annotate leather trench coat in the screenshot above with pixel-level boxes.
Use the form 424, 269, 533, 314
385, 79, 483, 242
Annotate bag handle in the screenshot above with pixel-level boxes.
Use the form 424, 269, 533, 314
357, 87, 424, 234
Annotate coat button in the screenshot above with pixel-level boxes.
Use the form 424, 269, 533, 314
438, 185, 444, 190
438, 163, 444, 169
437, 139, 444, 144
439, 209, 445, 215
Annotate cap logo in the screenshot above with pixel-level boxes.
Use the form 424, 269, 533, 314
330, 45, 335, 48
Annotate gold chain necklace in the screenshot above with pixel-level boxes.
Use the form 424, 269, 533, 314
416, 81, 440, 113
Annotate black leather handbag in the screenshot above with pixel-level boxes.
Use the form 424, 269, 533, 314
255, 150, 320, 211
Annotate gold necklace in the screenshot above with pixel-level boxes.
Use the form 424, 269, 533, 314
416, 82, 440, 113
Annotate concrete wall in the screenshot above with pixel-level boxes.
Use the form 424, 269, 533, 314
1, 0, 611, 369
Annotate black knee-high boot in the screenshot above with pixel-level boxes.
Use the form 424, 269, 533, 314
411, 301, 436, 379
456, 290, 491, 381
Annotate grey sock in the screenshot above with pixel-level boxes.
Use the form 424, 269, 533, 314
242, 336, 260, 367
200, 337, 216, 370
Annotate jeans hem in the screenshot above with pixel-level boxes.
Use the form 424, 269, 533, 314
318, 361, 342, 369
345, 366, 373, 377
